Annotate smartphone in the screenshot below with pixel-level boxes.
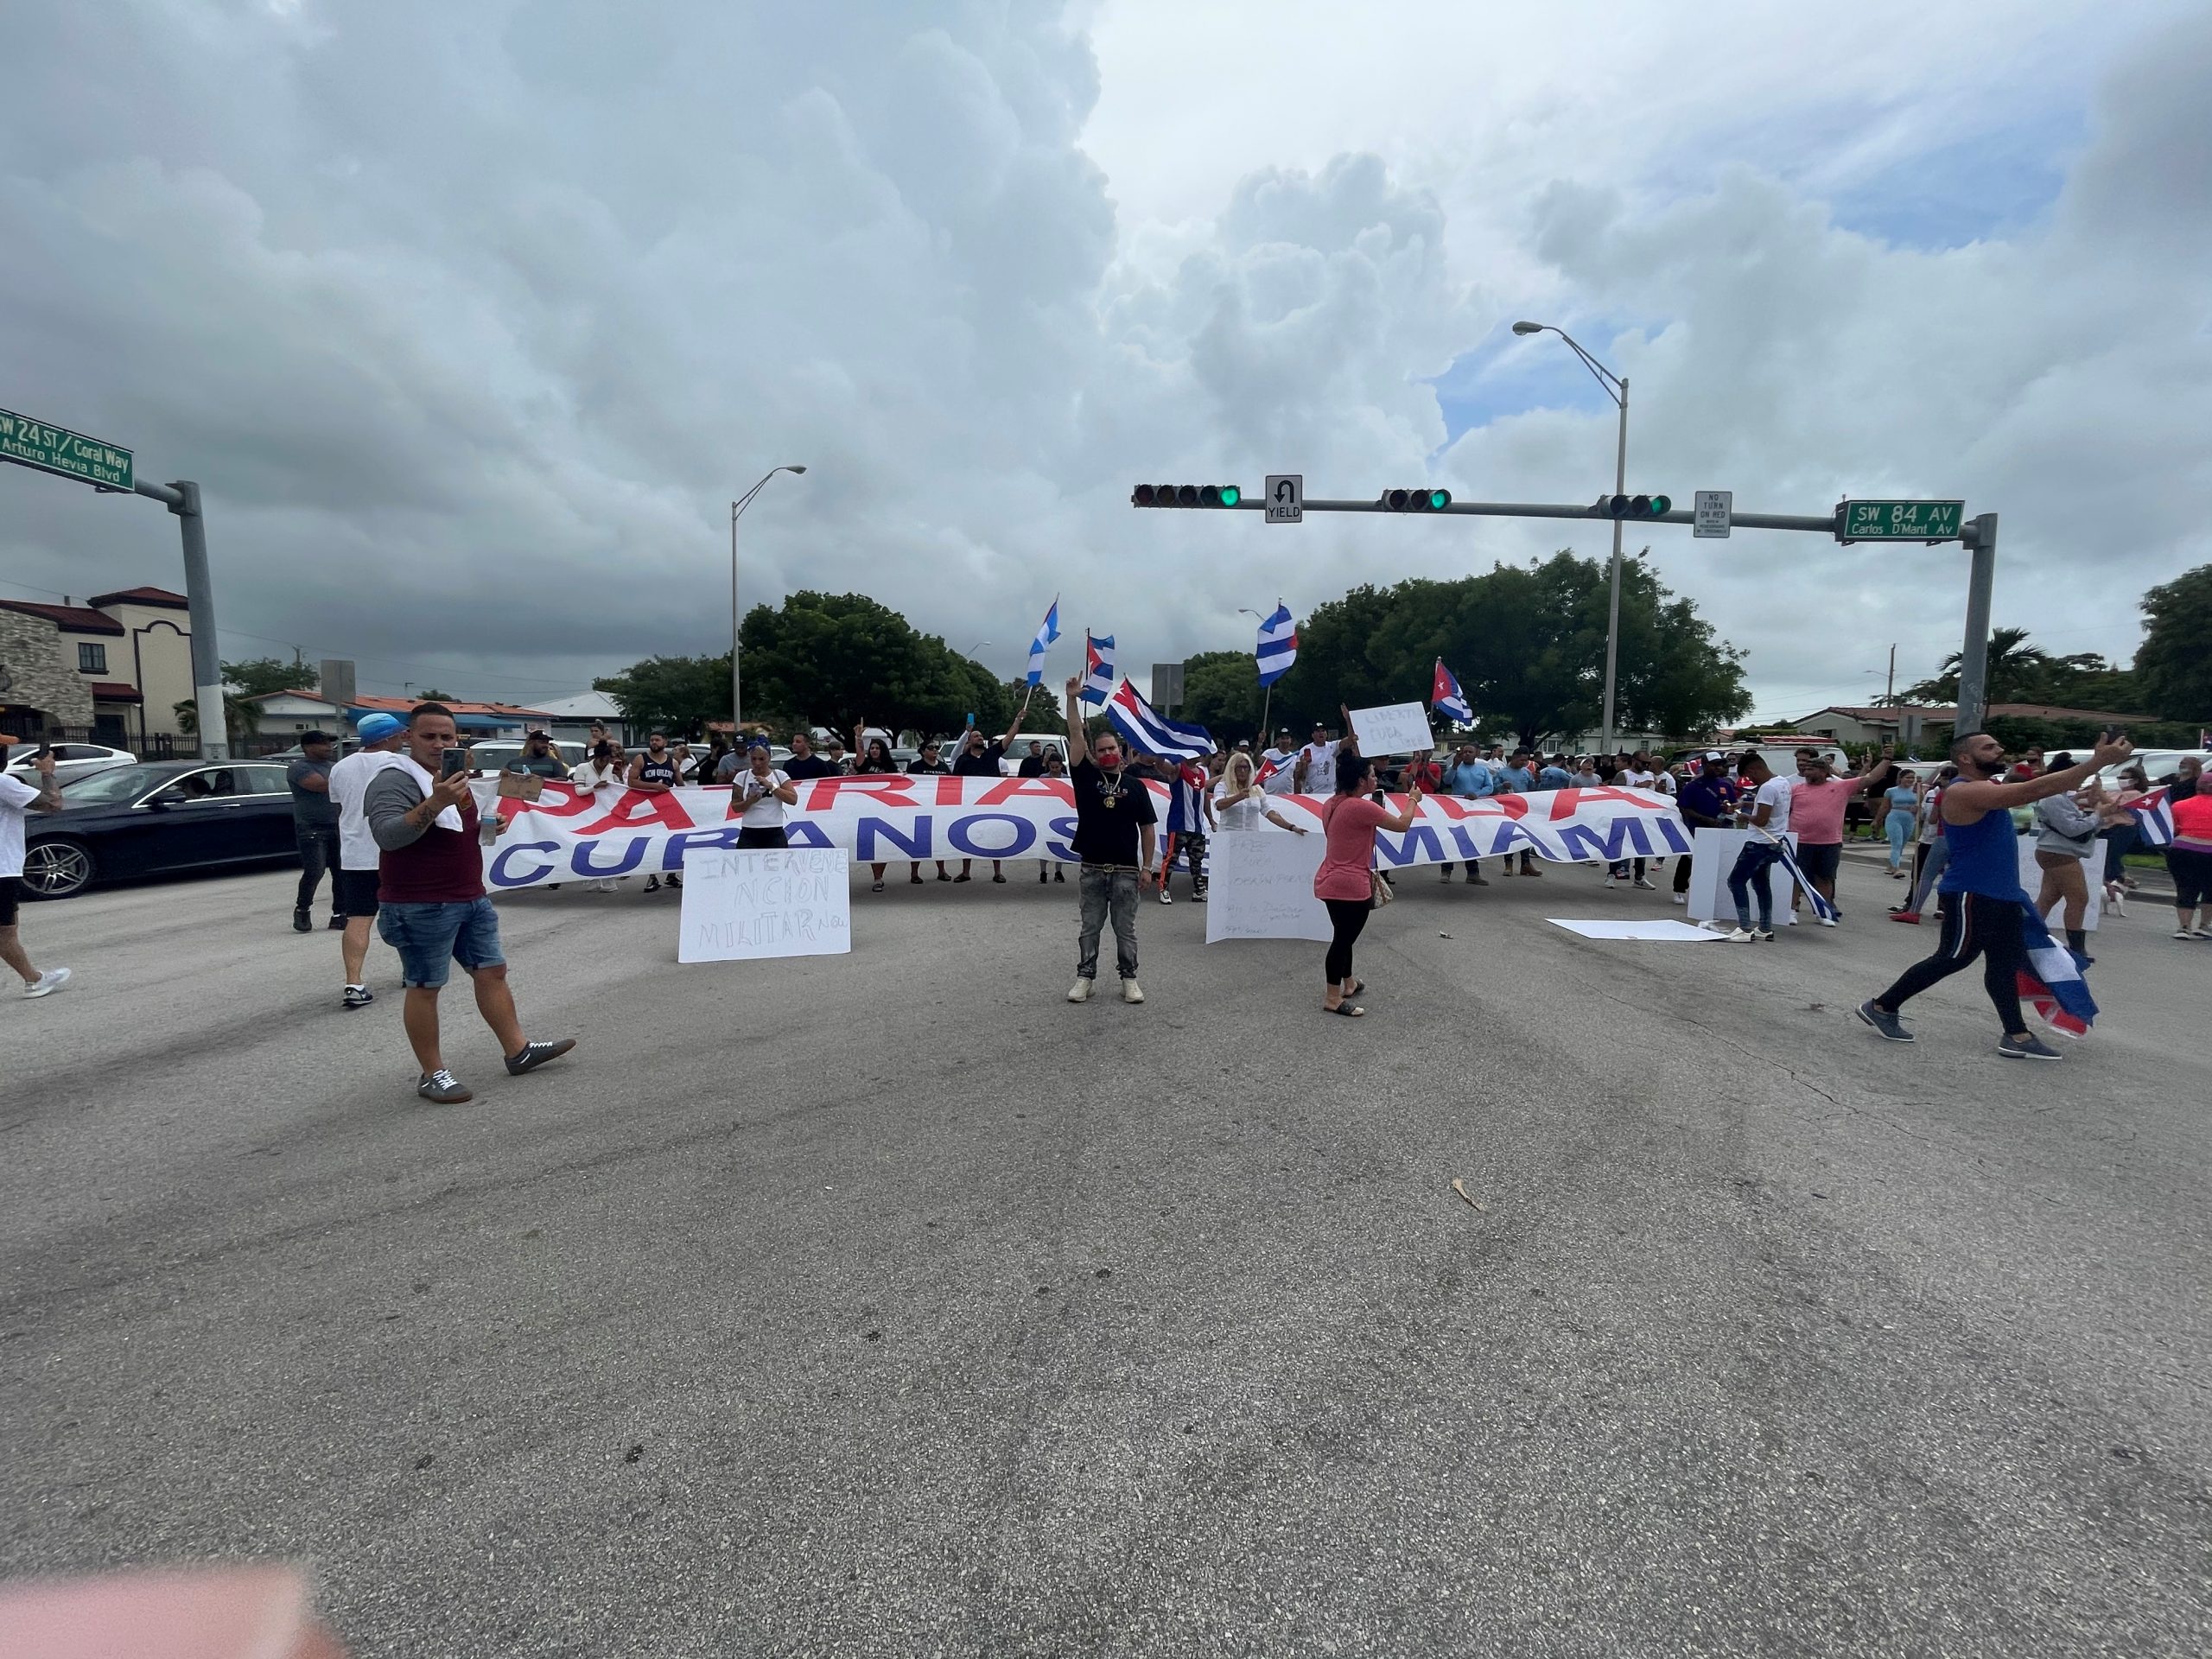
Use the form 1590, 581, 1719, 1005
441, 747, 469, 779
35, 741, 53, 760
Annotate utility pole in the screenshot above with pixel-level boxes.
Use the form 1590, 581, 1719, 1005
1600, 376, 1628, 754
1885, 644, 1895, 706
135, 478, 228, 760
1954, 513, 1999, 736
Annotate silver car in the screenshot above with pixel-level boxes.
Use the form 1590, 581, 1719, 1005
3, 741, 138, 785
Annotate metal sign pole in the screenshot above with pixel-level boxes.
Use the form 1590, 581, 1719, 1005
134, 477, 228, 760
1955, 513, 1999, 736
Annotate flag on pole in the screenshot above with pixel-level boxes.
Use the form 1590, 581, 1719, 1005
1255, 601, 1298, 686
1753, 828, 1840, 924
1105, 678, 1213, 761
1082, 632, 1116, 706
2128, 786, 2175, 848
1025, 598, 1061, 686
1430, 659, 1472, 724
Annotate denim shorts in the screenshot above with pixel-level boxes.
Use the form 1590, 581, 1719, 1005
376, 897, 505, 989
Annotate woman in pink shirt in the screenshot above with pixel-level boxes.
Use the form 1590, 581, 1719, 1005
1313, 756, 1423, 1017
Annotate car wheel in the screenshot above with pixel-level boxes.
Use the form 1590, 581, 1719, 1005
22, 838, 96, 899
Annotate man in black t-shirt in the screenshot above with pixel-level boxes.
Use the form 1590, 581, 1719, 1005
950, 698, 1031, 883
781, 733, 836, 780
1060, 675, 1157, 1004
1015, 739, 1047, 778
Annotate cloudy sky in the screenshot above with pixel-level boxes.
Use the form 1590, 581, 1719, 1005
3, 0, 2207, 719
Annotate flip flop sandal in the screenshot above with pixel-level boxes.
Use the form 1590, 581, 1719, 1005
1325, 1002, 1366, 1017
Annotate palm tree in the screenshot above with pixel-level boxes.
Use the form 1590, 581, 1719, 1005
1908, 627, 2056, 703
172, 692, 264, 747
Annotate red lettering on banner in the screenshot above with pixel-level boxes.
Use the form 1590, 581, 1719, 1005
974, 778, 1075, 807
1545, 786, 1660, 820
576, 790, 697, 836
803, 776, 918, 810
513, 781, 600, 821
934, 775, 967, 807
1417, 792, 1529, 822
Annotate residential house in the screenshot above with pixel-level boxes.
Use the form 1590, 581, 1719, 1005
1771, 703, 2151, 751
0, 585, 194, 753
243, 690, 560, 744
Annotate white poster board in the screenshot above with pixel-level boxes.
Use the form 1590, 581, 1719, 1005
1549, 919, 1725, 942
1345, 701, 1433, 756
2018, 837, 2102, 931
1205, 830, 1332, 943
677, 847, 852, 963
1685, 828, 1802, 928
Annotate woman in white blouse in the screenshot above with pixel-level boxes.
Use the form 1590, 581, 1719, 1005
1212, 751, 1311, 835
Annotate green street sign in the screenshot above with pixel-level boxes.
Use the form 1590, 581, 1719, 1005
1837, 499, 1963, 543
0, 407, 133, 492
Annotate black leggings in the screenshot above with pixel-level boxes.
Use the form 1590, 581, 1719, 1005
1875, 893, 2028, 1034
1324, 897, 1370, 983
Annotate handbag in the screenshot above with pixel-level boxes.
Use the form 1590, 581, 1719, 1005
1370, 869, 1395, 907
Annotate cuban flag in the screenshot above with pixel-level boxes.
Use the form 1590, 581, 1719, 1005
1082, 632, 1116, 707
1255, 601, 1297, 687
1752, 828, 1840, 923
1025, 598, 1061, 686
1105, 678, 1214, 762
2129, 786, 2175, 848
2018, 902, 2098, 1036
1431, 659, 1472, 725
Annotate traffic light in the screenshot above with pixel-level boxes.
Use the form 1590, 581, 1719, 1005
1379, 487, 1452, 511
1600, 493, 1673, 518
1131, 483, 1243, 507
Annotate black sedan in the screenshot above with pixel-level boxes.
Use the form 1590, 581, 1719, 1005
21, 760, 303, 899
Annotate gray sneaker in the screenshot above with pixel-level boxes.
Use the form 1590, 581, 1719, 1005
505, 1038, 576, 1077
1998, 1033, 2063, 1061
418, 1069, 474, 1103
1855, 1000, 1914, 1043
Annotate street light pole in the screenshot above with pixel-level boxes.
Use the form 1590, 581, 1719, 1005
1514, 321, 1630, 754
729, 465, 806, 733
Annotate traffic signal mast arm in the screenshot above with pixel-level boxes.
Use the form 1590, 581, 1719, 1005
1217, 494, 1840, 532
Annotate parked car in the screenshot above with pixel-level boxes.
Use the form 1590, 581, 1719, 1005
3, 741, 138, 785
22, 760, 301, 899
466, 739, 588, 775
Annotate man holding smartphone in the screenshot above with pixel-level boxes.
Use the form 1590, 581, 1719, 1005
1, 745, 71, 998
365, 703, 575, 1103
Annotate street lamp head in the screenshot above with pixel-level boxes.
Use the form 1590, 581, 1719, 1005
785, 465, 807, 474
1511, 321, 1547, 336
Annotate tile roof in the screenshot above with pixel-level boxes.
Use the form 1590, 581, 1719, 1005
88, 682, 143, 702
86, 585, 189, 609
0, 598, 126, 635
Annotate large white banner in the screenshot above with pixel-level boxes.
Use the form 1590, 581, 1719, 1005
470, 777, 1692, 894
677, 848, 852, 963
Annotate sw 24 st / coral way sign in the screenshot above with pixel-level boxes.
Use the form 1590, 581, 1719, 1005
0, 407, 133, 492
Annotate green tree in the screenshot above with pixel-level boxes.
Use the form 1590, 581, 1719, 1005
222, 656, 311, 698
173, 691, 264, 747
1181, 649, 1268, 740
2135, 564, 2212, 721
737, 591, 1005, 737
594, 653, 732, 737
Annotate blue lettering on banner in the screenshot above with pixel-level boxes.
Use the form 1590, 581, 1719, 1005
1558, 819, 1654, 863
1046, 814, 1077, 862
490, 841, 561, 887
784, 821, 834, 849
1449, 824, 1487, 861
659, 826, 744, 869
857, 813, 931, 861
1488, 819, 1557, 859
946, 812, 1035, 858
574, 836, 648, 877
1374, 825, 1446, 868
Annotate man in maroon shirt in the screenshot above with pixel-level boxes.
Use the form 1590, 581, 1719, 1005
366, 704, 575, 1103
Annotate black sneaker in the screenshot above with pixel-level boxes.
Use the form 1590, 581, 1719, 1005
644, 875, 660, 893
292, 907, 312, 933
342, 984, 374, 1009
1855, 1000, 1914, 1043
327, 914, 346, 930
505, 1037, 577, 1077
1998, 1033, 2062, 1061
418, 1069, 473, 1104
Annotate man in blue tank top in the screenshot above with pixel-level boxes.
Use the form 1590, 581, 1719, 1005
1857, 728, 2130, 1060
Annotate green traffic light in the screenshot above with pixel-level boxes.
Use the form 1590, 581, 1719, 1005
1427, 490, 1450, 510
1649, 494, 1671, 516
1220, 485, 1241, 506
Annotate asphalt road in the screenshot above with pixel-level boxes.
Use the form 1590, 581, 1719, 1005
3, 853, 2208, 1657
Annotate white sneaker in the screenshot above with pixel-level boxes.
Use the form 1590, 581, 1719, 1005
1158, 888, 1173, 906
1818, 916, 1838, 928
1633, 879, 1656, 890
1121, 979, 1145, 1004
1725, 928, 1757, 944
1604, 875, 1618, 887
1669, 893, 1687, 906
1066, 979, 1093, 1002
22, 967, 72, 999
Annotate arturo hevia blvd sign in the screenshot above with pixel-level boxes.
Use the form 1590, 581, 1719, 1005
1837, 499, 1964, 543
0, 407, 133, 492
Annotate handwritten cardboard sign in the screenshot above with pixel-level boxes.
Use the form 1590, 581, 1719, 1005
1346, 701, 1433, 756
1205, 830, 1332, 943
678, 847, 852, 963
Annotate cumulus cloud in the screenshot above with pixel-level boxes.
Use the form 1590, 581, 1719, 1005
0, 0, 2205, 721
